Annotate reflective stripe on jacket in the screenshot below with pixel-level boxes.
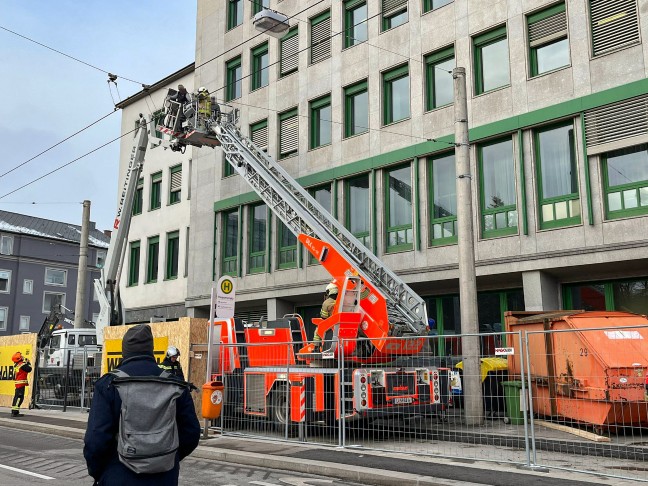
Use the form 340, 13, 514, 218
14, 362, 31, 388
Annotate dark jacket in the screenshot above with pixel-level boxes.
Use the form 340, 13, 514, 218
160, 357, 184, 380
83, 355, 200, 486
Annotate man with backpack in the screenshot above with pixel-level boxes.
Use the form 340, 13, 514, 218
83, 325, 200, 485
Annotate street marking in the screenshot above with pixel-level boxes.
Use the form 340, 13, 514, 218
250, 482, 279, 486
280, 479, 334, 486
0, 463, 54, 480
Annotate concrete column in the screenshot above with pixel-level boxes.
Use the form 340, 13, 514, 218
74, 200, 91, 328
268, 298, 294, 320
522, 271, 560, 311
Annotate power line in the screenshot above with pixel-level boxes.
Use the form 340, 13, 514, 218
0, 110, 118, 180
0, 201, 82, 205
0, 24, 148, 86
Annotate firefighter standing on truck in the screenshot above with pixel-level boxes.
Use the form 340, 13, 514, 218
160, 346, 185, 380
11, 352, 32, 417
314, 283, 338, 350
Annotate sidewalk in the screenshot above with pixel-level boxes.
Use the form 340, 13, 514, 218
0, 407, 640, 486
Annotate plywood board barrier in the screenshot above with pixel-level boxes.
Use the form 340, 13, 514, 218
0, 333, 38, 408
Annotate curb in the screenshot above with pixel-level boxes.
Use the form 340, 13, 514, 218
0, 417, 85, 440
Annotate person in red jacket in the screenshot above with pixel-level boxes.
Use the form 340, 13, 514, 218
11, 352, 32, 417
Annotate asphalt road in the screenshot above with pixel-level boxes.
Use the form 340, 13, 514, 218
0, 426, 367, 486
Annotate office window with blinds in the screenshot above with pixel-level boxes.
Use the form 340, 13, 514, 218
279, 108, 299, 158
169, 164, 182, 204
251, 119, 269, 152
590, 0, 640, 56
382, 0, 408, 31
280, 27, 299, 77
528, 3, 570, 76
310, 10, 331, 64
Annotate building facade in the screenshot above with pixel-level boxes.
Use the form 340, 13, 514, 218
179, 1, 647, 351
116, 65, 194, 323
0, 211, 109, 335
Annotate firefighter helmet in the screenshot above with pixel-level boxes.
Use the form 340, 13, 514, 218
166, 346, 180, 358
11, 352, 23, 363
325, 282, 338, 296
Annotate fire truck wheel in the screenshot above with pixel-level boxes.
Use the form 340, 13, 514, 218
270, 384, 298, 437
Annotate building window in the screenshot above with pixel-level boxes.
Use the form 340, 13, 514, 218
423, 0, 453, 13
43, 292, 65, 313
169, 164, 182, 205
23, 279, 33, 294
133, 177, 143, 215
385, 164, 413, 252
345, 174, 370, 248
0, 270, 10, 293
473, 26, 510, 95
344, 80, 368, 137
166, 231, 180, 280
96, 250, 107, 268
602, 144, 648, 219
45, 268, 67, 286
184, 227, 190, 277
222, 210, 239, 276
150, 172, 162, 210
535, 123, 580, 229
564, 277, 648, 315
228, 0, 243, 30
310, 10, 331, 64
309, 185, 332, 263
252, 0, 269, 15
0, 307, 7, 331
425, 46, 454, 110
128, 241, 140, 286
146, 236, 160, 283
251, 119, 269, 152
383, 64, 410, 125
590, 0, 640, 57
310, 94, 332, 149
279, 108, 299, 159
280, 27, 299, 77
278, 222, 297, 269
226, 56, 242, 101
248, 204, 267, 274
479, 138, 518, 237
251, 42, 269, 91
344, 0, 368, 48
19, 315, 30, 332
382, 0, 408, 31
528, 3, 569, 77
0, 235, 13, 255
429, 152, 457, 245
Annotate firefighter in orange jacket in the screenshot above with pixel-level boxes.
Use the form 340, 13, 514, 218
11, 352, 31, 417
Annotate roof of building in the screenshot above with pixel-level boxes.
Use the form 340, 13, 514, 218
115, 63, 195, 109
0, 210, 110, 248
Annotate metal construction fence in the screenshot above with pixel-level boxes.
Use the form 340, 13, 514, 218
32, 347, 101, 412
208, 324, 648, 483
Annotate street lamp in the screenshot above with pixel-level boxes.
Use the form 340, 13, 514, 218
253, 9, 290, 38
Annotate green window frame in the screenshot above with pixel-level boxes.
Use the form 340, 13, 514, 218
308, 184, 332, 264
250, 119, 269, 151
222, 209, 239, 277
277, 222, 297, 269
146, 236, 159, 283
382, 0, 408, 32
252, 0, 269, 16
251, 42, 269, 91
385, 164, 413, 252
478, 138, 518, 238
248, 204, 267, 274
280, 27, 299, 77
169, 164, 181, 205
132, 177, 143, 216
310, 10, 332, 64
382, 64, 410, 125
345, 174, 371, 248
165, 231, 180, 280
344, 80, 368, 138
279, 108, 299, 159
309, 94, 332, 149
423, 0, 453, 13
224, 156, 235, 177
150, 172, 162, 210
563, 277, 648, 315
152, 109, 165, 138
528, 3, 569, 77
425, 46, 454, 111
226, 56, 242, 101
473, 26, 510, 95
344, 0, 368, 49
534, 122, 581, 229
228, 0, 243, 30
602, 144, 648, 220
428, 152, 457, 246
128, 241, 140, 287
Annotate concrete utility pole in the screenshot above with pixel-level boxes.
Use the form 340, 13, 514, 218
74, 200, 91, 329
453, 67, 483, 425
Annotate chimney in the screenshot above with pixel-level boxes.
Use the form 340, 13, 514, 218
103, 230, 112, 238
89, 221, 97, 230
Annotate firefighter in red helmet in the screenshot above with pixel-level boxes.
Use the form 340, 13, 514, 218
11, 351, 32, 417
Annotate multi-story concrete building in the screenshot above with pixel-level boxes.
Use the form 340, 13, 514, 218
0, 210, 109, 335
115, 64, 194, 323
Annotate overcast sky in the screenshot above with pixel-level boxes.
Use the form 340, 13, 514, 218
0, 1, 196, 231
